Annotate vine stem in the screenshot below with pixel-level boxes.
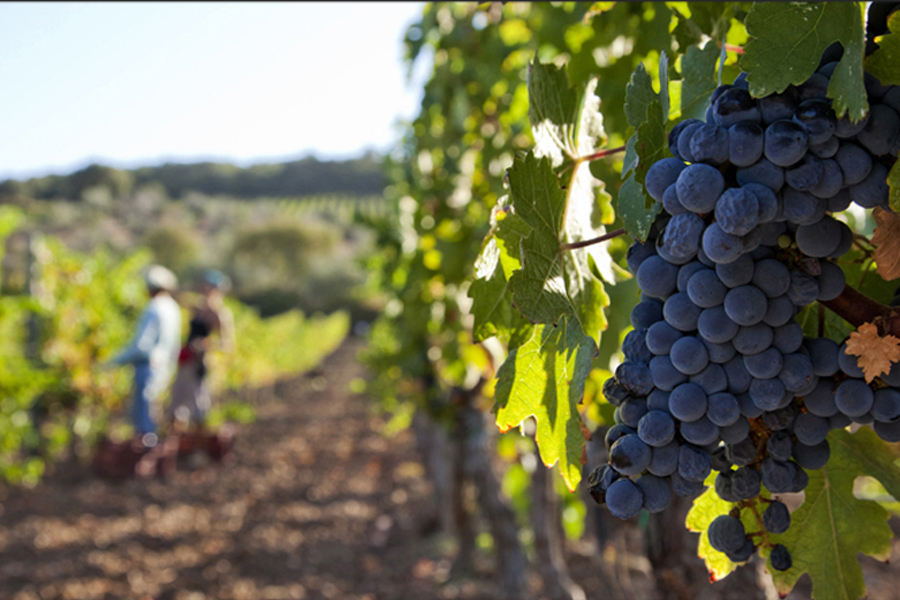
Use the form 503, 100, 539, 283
578, 146, 626, 163
723, 43, 744, 55
561, 228, 626, 251
821, 285, 900, 335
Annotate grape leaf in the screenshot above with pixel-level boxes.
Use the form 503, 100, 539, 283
618, 173, 660, 243
681, 41, 721, 121
471, 206, 534, 343
769, 428, 895, 600
870, 206, 900, 281
528, 59, 580, 164
505, 152, 609, 341
494, 315, 596, 491
742, 2, 868, 122
624, 63, 657, 130
844, 321, 900, 383
888, 162, 900, 215
866, 10, 900, 86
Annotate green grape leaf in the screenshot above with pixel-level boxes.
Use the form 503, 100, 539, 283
742, 2, 868, 121
624, 63, 657, 129
866, 10, 900, 87
528, 59, 606, 165
618, 173, 660, 243
505, 152, 610, 340
681, 41, 721, 121
672, 9, 704, 52
494, 315, 596, 491
768, 428, 896, 600
634, 98, 669, 186
470, 209, 534, 343
889, 160, 900, 213
687, 2, 730, 40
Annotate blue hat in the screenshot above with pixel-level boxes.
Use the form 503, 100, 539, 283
200, 269, 231, 292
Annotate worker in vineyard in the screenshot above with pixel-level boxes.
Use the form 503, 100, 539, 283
168, 269, 235, 435
107, 265, 182, 444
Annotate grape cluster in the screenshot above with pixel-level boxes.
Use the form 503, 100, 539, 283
589, 49, 900, 573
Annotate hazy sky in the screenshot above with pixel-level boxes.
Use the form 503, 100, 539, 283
0, 2, 429, 179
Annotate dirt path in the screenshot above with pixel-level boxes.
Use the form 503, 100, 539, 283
0, 338, 497, 600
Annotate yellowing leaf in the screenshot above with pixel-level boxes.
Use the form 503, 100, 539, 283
844, 322, 900, 383
871, 207, 900, 281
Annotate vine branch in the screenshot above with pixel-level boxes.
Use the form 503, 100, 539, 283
578, 146, 626, 163
561, 228, 626, 251
820, 285, 900, 336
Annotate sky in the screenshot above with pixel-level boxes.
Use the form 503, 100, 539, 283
0, 2, 429, 180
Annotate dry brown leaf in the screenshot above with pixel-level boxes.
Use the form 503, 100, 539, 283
844, 322, 900, 383
871, 207, 900, 281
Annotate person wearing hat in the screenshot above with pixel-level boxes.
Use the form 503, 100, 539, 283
168, 269, 235, 436
107, 265, 183, 442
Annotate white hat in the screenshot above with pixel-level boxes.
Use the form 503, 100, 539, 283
144, 265, 177, 292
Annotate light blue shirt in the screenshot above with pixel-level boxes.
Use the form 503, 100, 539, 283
112, 294, 182, 382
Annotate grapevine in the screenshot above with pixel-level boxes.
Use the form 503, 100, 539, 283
467, 2, 900, 598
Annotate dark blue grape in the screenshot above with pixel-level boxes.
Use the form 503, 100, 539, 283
751, 259, 791, 298
648, 440, 680, 476
750, 377, 786, 411
787, 270, 819, 307
690, 123, 730, 165
737, 393, 764, 418
797, 73, 829, 101
809, 135, 839, 159
793, 439, 830, 469
609, 433, 652, 476
763, 404, 798, 431
707, 392, 740, 427
736, 158, 785, 191
602, 378, 631, 406
708, 514, 747, 554
716, 254, 755, 288
669, 382, 708, 422
631, 299, 664, 330
744, 183, 779, 224
663, 292, 703, 332
715, 187, 760, 236
698, 306, 740, 343
849, 161, 889, 209
616, 361, 654, 396
761, 458, 796, 493
604, 424, 634, 449
702, 223, 744, 264
671, 471, 707, 498
770, 544, 792, 571
830, 412, 852, 430
678, 444, 712, 483
793, 412, 829, 445
636, 255, 678, 299
857, 104, 900, 156
765, 120, 809, 167
687, 269, 727, 308
733, 323, 774, 355
703, 338, 737, 364
677, 261, 708, 292
715, 471, 740, 502
726, 539, 756, 563
638, 410, 676, 447
677, 121, 705, 163
779, 352, 813, 392
721, 416, 751, 443
663, 183, 687, 215
646, 158, 687, 202
835, 142, 873, 185
622, 328, 653, 363
646, 321, 683, 355
838, 342, 865, 378
690, 363, 728, 395
728, 121, 765, 166
726, 437, 756, 467
744, 347, 783, 379
605, 478, 644, 519
713, 87, 760, 126
669, 119, 704, 160
785, 153, 824, 192
767, 430, 793, 462
627, 241, 657, 274
681, 416, 720, 446
793, 98, 836, 144
724, 356, 753, 395
763, 500, 791, 534
662, 211, 705, 260
636, 474, 671, 513
724, 285, 768, 326
676, 163, 726, 213
875, 419, 900, 442
816, 260, 846, 301
803, 379, 838, 417
617, 397, 649, 428
809, 157, 844, 198
835, 379, 874, 417
760, 90, 798, 125
650, 355, 688, 391
873, 388, 900, 423
732, 466, 761, 500
781, 188, 825, 226
588, 464, 620, 505
647, 389, 671, 413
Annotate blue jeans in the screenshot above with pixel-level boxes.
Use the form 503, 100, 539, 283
132, 363, 158, 435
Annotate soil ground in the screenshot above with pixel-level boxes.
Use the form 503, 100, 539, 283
2, 337, 900, 600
